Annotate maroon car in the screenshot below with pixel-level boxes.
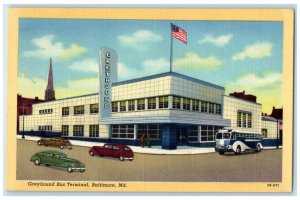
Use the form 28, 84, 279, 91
89, 144, 134, 161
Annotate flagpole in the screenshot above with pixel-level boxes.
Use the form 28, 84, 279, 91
170, 23, 173, 73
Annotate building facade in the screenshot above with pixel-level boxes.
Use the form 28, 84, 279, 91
20, 71, 281, 149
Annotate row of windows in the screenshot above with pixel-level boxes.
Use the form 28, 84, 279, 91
112, 96, 222, 115
111, 125, 134, 139
237, 111, 252, 128
62, 104, 99, 116
61, 125, 99, 137
38, 125, 52, 131
39, 109, 53, 115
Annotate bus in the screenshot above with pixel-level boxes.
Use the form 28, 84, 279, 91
215, 129, 263, 155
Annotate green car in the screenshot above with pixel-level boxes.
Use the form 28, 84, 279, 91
30, 150, 85, 173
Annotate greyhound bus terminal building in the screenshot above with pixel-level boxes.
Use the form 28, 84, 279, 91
19, 48, 281, 149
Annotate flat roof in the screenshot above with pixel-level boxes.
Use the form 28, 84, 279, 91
112, 72, 225, 90
33, 72, 224, 105
224, 95, 262, 105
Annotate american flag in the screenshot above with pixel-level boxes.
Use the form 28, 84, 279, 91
171, 24, 187, 44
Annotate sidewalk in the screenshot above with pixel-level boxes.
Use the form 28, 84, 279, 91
17, 135, 215, 155
17, 135, 281, 155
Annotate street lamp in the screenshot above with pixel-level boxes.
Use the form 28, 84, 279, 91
22, 100, 25, 139
276, 111, 279, 149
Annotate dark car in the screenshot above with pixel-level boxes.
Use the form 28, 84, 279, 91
30, 150, 85, 173
89, 144, 134, 161
37, 137, 72, 149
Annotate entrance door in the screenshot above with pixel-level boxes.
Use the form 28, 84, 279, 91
176, 127, 188, 145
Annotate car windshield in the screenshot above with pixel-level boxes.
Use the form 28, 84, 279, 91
63, 140, 69, 142
223, 132, 231, 139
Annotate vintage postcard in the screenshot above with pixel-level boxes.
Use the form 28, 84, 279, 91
5, 8, 294, 192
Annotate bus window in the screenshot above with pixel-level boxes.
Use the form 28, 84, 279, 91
231, 133, 236, 140
216, 133, 222, 139
223, 132, 230, 139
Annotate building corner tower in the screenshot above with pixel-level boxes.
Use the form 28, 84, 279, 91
45, 57, 56, 101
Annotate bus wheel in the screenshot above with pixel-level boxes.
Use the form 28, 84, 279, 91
218, 150, 224, 155
256, 144, 262, 152
234, 146, 241, 155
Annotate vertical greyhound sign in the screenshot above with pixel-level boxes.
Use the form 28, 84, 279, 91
99, 47, 118, 119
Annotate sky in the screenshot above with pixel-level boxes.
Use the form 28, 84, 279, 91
18, 18, 283, 114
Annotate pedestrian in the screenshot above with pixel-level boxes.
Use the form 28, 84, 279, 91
146, 135, 151, 148
141, 134, 145, 148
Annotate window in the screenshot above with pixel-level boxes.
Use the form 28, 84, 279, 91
262, 129, 268, 138
183, 98, 190, 110
248, 113, 252, 128
73, 125, 84, 137
111, 125, 134, 139
74, 105, 84, 115
201, 101, 208, 112
237, 111, 252, 128
137, 99, 145, 110
209, 103, 215, 113
188, 126, 198, 142
216, 104, 221, 114
159, 96, 168, 108
200, 125, 215, 142
137, 124, 161, 140
62, 125, 69, 136
112, 102, 118, 112
192, 100, 199, 111
120, 101, 126, 112
89, 125, 99, 137
148, 97, 156, 109
173, 96, 181, 109
128, 100, 135, 111
62, 107, 69, 116
242, 113, 247, 127
237, 112, 242, 127
39, 109, 53, 115
90, 104, 98, 114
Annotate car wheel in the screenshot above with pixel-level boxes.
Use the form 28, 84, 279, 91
80, 169, 85, 173
256, 144, 262, 152
218, 150, 224, 155
89, 151, 94, 156
119, 156, 125, 161
69, 147, 72, 150
67, 167, 73, 173
234, 145, 241, 155
34, 159, 40, 165
37, 141, 42, 146
60, 145, 64, 149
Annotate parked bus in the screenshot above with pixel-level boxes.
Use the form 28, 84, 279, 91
215, 129, 263, 155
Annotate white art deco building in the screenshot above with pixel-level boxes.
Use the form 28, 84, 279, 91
19, 48, 280, 149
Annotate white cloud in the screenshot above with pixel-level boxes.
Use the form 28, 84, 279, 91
23, 34, 87, 60
118, 58, 168, 81
199, 34, 233, 47
232, 42, 273, 60
225, 71, 282, 114
18, 74, 47, 99
69, 58, 98, 72
56, 78, 99, 98
173, 51, 222, 69
229, 72, 282, 89
117, 30, 162, 50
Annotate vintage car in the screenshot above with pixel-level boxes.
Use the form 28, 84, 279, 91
30, 150, 85, 173
37, 137, 72, 149
89, 144, 134, 161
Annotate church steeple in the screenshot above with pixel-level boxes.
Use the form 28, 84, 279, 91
45, 57, 55, 101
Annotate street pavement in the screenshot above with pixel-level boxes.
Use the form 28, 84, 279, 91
16, 139, 282, 182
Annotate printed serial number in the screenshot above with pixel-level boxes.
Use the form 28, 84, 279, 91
267, 184, 280, 187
